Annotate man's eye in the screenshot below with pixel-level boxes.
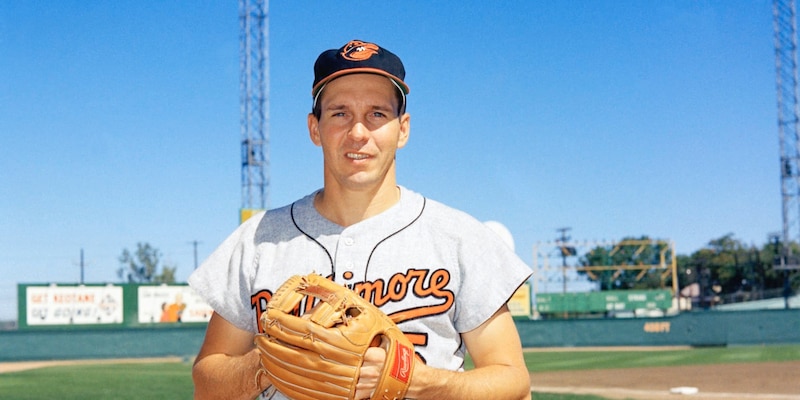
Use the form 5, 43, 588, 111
371, 112, 386, 118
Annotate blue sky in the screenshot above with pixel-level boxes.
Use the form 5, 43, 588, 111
0, 1, 780, 320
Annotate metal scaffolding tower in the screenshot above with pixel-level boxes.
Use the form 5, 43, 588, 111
239, 0, 269, 221
773, 0, 800, 310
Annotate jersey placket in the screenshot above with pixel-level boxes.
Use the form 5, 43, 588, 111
333, 229, 369, 284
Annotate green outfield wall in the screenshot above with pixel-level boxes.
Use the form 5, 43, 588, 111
1, 309, 798, 362
0, 325, 208, 362
517, 308, 800, 347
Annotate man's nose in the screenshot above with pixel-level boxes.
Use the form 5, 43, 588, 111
347, 120, 369, 141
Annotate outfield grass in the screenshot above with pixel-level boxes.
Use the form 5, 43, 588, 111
520, 344, 800, 372
2, 345, 799, 400
0, 361, 606, 400
0, 362, 194, 400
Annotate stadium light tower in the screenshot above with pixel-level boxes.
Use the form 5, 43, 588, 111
239, 0, 269, 223
773, 0, 800, 310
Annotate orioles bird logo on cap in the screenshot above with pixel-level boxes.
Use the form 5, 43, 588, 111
341, 40, 379, 61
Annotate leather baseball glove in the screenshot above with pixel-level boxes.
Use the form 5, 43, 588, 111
254, 274, 415, 400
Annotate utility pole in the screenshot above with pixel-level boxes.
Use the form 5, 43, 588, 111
556, 227, 571, 295
80, 248, 85, 284
190, 240, 201, 270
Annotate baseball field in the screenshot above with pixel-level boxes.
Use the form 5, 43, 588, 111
1, 344, 799, 399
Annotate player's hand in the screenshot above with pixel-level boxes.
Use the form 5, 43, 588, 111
354, 347, 387, 399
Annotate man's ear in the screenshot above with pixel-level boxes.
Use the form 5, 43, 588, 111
397, 113, 411, 149
308, 113, 322, 146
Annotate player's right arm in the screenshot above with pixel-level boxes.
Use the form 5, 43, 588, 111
192, 312, 269, 400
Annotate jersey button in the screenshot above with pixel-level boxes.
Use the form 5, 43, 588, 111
343, 237, 355, 246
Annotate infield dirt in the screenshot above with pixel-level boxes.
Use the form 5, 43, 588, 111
531, 360, 800, 399
0, 357, 187, 374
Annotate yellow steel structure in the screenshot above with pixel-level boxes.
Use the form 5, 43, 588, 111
532, 239, 679, 296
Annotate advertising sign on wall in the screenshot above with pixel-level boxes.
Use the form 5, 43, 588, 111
137, 285, 213, 324
26, 284, 123, 325
536, 289, 673, 314
508, 283, 532, 317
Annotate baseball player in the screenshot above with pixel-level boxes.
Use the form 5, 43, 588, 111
189, 39, 532, 400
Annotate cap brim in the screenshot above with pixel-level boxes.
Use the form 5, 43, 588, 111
311, 68, 410, 97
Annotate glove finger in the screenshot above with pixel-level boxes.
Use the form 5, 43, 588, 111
266, 275, 308, 313
262, 367, 348, 400
255, 336, 356, 400
298, 276, 381, 328
267, 304, 383, 346
255, 335, 358, 383
264, 312, 374, 365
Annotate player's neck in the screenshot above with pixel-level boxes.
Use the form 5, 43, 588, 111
314, 182, 401, 227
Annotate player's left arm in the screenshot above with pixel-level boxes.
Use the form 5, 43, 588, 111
401, 304, 531, 400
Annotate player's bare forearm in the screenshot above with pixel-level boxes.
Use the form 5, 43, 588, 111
193, 313, 268, 400
405, 361, 531, 400
402, 305, 531, 400
192, 348, 266, 400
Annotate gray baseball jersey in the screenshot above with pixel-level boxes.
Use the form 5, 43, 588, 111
188, 186, 531, 399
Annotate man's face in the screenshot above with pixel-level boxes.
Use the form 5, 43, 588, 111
308, 73, 410, 192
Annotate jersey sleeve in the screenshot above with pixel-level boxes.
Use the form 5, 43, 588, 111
453, 219, 532, 333
188, 212, 264, 332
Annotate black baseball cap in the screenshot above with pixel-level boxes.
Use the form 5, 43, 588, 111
312, 40, 409, 109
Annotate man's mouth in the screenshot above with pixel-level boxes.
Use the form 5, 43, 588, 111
347, 153, 369, 160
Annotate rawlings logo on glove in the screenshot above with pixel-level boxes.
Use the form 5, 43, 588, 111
254, 274, 415, 400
